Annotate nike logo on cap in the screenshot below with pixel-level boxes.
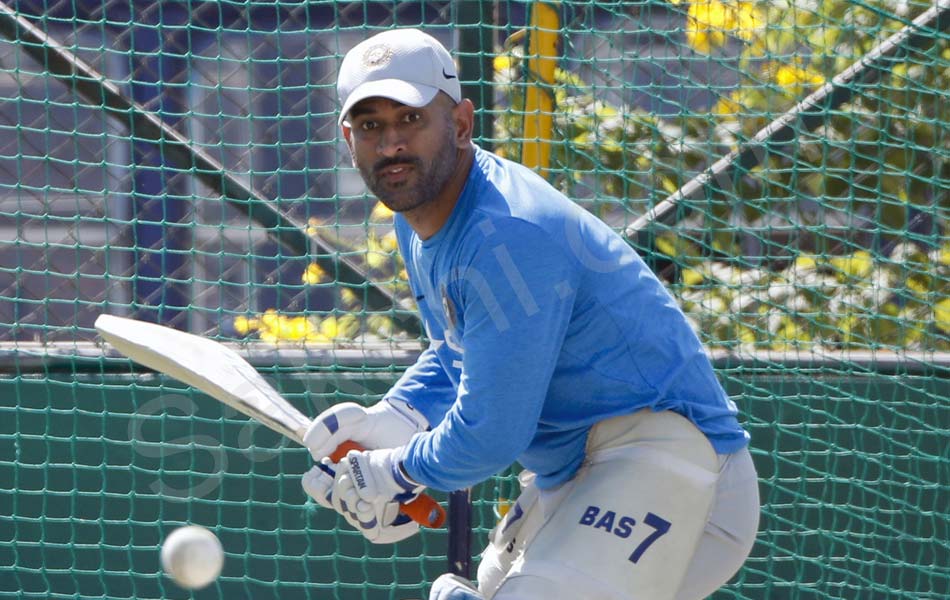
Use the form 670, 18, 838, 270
442, 68, 457, 80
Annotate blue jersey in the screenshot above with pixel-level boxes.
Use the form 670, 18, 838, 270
390, 146, 749, 491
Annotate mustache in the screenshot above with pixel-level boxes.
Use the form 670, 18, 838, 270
373, 156, 420, 175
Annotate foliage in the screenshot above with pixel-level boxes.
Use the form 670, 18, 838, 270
493, 0, 948, 351
669, 239, 950, 351
235, 205, 410, 345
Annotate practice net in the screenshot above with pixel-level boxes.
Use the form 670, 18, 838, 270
0, 1, 946, 598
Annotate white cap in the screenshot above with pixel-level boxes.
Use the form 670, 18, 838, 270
337, 29, 461, 125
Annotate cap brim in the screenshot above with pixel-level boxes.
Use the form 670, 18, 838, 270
338, 79, 440, 125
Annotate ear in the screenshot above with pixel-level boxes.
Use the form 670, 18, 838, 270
452, 99, 476, 148
341, 124, 357, 166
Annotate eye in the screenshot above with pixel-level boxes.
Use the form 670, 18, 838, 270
359, 120, 378, 131
402, 112, 422, 124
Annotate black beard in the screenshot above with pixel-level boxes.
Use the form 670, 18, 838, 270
361, 126, 459, 213
364, 156, 429, 213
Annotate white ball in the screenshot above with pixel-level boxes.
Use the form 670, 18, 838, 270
160, 525, 224, 590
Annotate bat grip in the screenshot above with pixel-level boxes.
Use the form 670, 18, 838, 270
330, 441, 446, 529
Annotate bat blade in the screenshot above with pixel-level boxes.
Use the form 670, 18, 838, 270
94, 314, 310, 443
95, 314, 447, 528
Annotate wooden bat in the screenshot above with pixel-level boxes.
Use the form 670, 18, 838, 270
94, 314, 445, 528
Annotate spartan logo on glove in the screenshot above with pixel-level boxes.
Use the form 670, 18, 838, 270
349, 455, 368, 490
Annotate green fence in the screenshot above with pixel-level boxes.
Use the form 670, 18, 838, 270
2, 358, 444, 600
2, 353, 946, 598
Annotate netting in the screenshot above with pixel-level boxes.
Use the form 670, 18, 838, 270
0, 1, 947, 598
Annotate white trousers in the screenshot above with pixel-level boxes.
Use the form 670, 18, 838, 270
477, 409, 760, 600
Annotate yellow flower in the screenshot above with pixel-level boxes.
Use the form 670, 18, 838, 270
319, 316, 340, 339
370, 201, 394, 223
686, 0, 733, 53
902, 323, 925, 346
600, 137, 623, 155
793, 254, 818, 271
682, 268, 705, 287
775, 318, 811, 345
305, 216, 323, 237
938, 243, 950, 266
738, 325, 757, 345
493, 55, 514, 72
367, 314, 395, 337
712, 93, 743, 117
273, 316, 312, 340
255, 311, 320, 342
731, 1, 762, 42
260, 309, 279, 331
935, 298, 950, 334
594, 103, 619, 120
830, 251, 873, 282
320, 314, 360, 340
837, 314, 862, 345
906, 275, 932, 296
555, 68, 585, 88
685, 0, 763, 54
365, 234, 394, 271
655, 236, 678, 257
379, 231, 399, 253
259, 330, 280, 344
686, 29, 721, 55
233, 316, 259, 335
291, 317, 316, 340
773, 64, 825, 95
340, 287, 361, 308
302, 262, 329, 285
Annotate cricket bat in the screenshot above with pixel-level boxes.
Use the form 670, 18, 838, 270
94, 314, 445, 528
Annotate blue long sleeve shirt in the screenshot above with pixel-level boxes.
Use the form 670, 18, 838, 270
390, 145, 749, 491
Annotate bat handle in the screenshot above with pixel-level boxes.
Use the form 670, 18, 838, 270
330, 441, 447, 529
329, 440, 364, 461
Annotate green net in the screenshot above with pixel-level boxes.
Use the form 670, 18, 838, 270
0, 1, 947, 598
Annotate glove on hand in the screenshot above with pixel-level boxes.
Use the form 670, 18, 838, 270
301, 398, 428, 544
302, 398, 429, 461
331, 447, 424, 544
430, 573, 484, 600
301, 453, 420, 544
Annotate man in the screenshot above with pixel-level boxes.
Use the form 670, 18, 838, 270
301, 28, 760, 600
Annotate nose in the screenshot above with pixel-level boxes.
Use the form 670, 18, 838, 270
376, 125, 407, 157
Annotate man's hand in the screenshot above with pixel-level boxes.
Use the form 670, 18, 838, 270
331, 447, 424, 543
302, 399, 428, 461
301, 398, 437, 542
301, 454, 420, 544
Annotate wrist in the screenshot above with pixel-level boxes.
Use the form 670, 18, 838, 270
387, 451, 423, 501
378, 397, 430, 433
395, 459, 422, 489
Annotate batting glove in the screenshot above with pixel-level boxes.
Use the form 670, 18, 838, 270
430, 574, 484, 600
302, 398, 429, 461
332, 447, 424, 543
301, 455, 420, 544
